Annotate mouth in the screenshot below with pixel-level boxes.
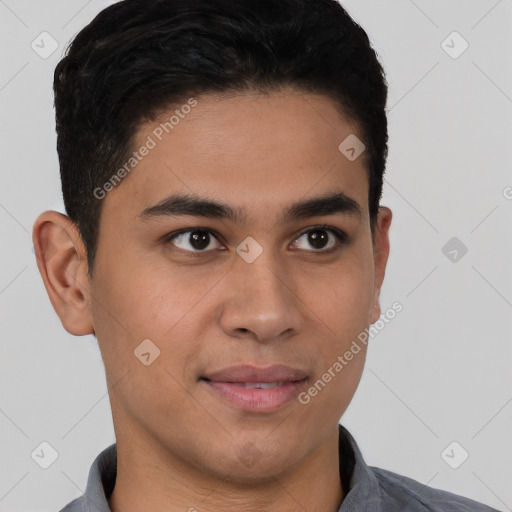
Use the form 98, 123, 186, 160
222, 381, 289, 389
200, 364, 308, 413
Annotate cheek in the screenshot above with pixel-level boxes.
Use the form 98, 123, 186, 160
297, 247, 374, 338
91, 240, 195, 331
89, 246, 193, 374
89, 257, 204, 427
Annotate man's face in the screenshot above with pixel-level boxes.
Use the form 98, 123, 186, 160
85, 90, 390, 480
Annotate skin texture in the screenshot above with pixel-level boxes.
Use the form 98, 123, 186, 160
33, 89, 392, 512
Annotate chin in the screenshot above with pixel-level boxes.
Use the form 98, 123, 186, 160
219, 457, 295, 485
209, 438, 299, 483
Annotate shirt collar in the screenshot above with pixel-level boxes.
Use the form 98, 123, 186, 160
337, 424, 383, 511
81, 424, 381, 512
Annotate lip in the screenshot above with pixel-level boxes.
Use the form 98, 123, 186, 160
203, 364, 308, 383
201, 364, 308, 413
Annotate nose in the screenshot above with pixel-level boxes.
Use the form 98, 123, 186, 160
218, 251, 303, 343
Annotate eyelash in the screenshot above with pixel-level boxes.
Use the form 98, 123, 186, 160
162, 224, 349, 257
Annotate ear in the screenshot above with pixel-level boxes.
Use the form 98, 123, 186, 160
369, 206, 392, 325
32, 211, 94, 336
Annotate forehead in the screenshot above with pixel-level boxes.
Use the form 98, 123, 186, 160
101, 89, 370, 225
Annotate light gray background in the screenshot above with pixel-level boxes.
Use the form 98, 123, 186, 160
1, 0, 511, 511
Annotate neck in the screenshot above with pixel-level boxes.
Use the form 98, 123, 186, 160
108, 426, 344, 512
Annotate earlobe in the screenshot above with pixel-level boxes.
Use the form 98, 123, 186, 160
370, 301, 381, 325
369, 206, 392, 325
32, 211, 94, 336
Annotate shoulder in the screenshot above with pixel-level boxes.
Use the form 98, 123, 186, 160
57, 443, 116, 512
58, 496, 85, 512
370, 466, 500, 511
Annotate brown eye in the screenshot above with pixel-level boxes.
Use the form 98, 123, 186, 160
167, 229, 223, 252
292, 226, 347, 253
307, 229, 330, 250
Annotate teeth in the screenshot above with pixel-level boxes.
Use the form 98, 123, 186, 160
242, 382, 285, 389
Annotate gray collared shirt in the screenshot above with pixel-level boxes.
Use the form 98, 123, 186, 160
60, 424, 500, 512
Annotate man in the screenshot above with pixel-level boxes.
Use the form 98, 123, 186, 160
32, 0, 499, 510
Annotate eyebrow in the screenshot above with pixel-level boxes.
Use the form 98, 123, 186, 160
138, 191, 362, 224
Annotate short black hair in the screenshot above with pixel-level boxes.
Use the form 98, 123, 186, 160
54, 0, 388, 277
